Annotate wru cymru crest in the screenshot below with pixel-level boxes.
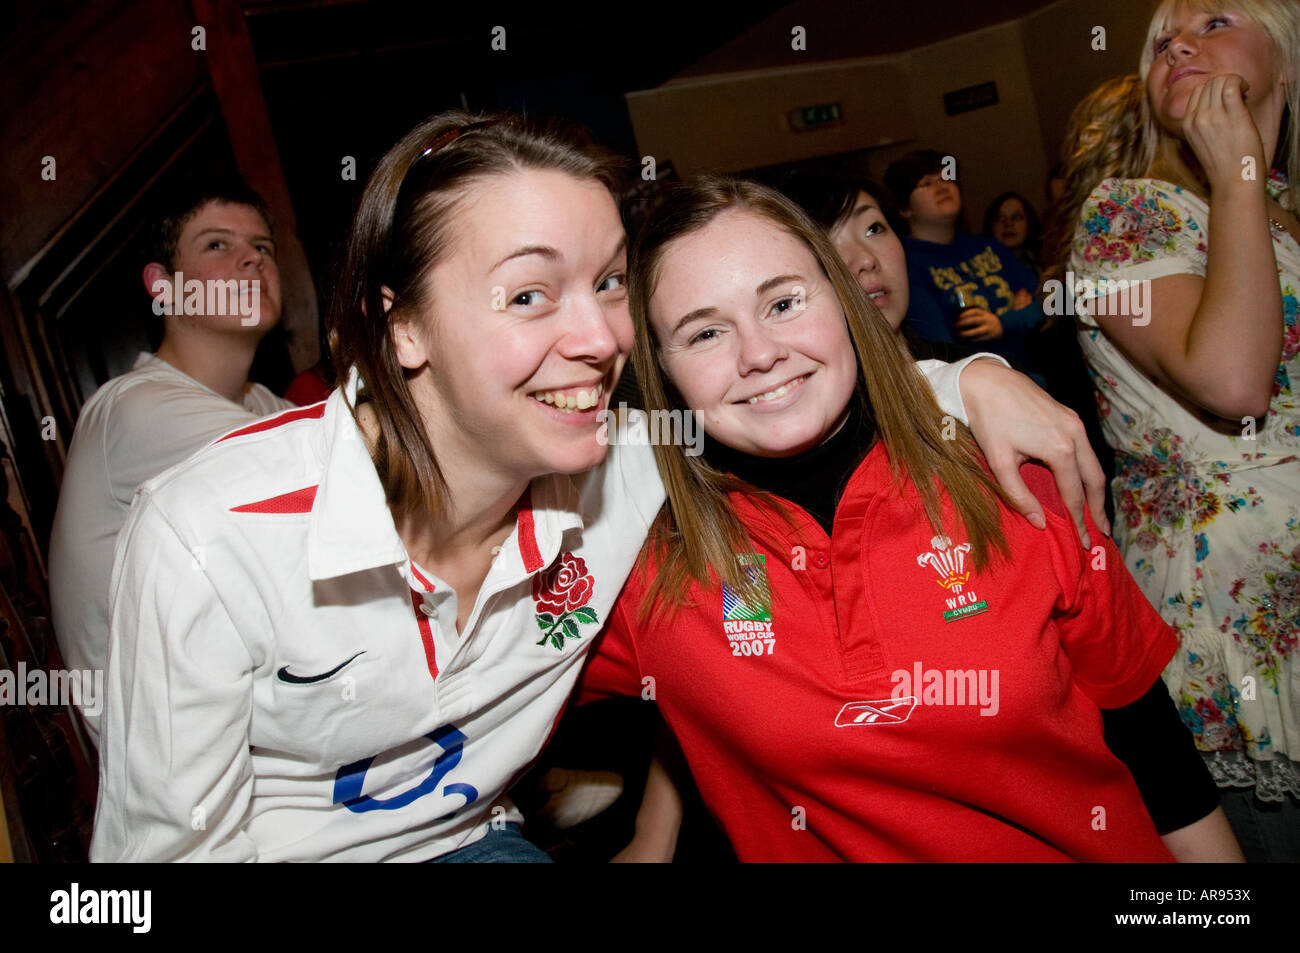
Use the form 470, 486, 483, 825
916, 535, 988, 622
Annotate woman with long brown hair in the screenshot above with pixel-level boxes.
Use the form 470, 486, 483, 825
581, 175, 1241, 861
90, 111, 657, 862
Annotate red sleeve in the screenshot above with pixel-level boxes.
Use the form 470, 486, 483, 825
575, 580, 645, 705
1022, 465, 1179, 709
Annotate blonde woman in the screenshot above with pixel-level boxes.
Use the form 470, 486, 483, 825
1067, 0, 1300, 858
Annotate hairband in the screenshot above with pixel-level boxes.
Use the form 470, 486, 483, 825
418, 119, 501, 161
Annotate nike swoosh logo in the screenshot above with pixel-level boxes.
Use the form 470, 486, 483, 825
277, 651, 366, 684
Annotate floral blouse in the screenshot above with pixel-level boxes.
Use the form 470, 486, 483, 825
1069, 175, 1300, 801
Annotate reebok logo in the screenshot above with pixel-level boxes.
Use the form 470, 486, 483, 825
835, 697, 917, 727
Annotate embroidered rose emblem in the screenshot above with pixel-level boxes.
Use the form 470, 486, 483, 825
532, 552, 598, 650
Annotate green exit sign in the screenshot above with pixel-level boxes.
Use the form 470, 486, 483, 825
787, 103, 844, 132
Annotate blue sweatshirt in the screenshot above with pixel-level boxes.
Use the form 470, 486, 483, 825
903, 233, 1046, 376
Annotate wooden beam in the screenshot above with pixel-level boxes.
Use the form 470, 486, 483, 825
191, 0, 320, 372
0, 0, 204, 287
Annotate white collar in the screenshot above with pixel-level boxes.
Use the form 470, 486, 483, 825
306, 366, 584, 582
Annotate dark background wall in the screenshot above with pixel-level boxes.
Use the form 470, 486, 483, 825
627, 0, 1152, 234
0, 0, 1156, 559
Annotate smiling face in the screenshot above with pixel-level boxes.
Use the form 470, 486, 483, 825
394, 168, 630, 480
1146, 3, 1286, 135
828, 191, 910, 330
164, 200, 282, 330
648, 208, 858, 458
992, 197, 1029, 250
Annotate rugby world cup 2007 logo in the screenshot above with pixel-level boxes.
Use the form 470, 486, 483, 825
722, 554, 777, 657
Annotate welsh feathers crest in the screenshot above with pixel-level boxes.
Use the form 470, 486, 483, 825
916, 535, 972, 593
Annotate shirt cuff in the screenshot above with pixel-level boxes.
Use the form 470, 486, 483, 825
915, 353, 1010, 427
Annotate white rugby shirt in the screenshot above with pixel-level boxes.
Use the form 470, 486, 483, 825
90, 358, 985, 862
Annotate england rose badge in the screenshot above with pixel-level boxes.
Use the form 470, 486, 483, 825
532, 552, 599, 650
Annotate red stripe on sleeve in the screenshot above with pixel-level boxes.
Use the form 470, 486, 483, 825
216, 402, 326, 443
230, 485, 319, 514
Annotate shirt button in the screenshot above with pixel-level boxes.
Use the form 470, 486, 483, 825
812, 552, 830, 569
420, 603, 437, 618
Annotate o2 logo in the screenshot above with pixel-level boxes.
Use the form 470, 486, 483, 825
332, 723, 478, 817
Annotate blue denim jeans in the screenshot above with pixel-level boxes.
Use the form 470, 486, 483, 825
429, 823, 552, 863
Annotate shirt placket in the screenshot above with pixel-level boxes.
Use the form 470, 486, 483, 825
406, 561, 444, 681
399, 559, 481, 722
828, 462, 895, 686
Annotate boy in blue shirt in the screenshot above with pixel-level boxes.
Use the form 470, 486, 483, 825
885, 150, 1047, 384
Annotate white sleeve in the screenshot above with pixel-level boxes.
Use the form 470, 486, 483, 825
106, 385, 261, 508
914, 354, 1010, 426
611, 411, 667, 526
90, 493, 259, 862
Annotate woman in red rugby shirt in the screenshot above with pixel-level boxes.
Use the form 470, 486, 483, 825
582, 176, 1241, 862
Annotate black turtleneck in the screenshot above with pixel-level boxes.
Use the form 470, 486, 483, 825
700, 395, 876, 536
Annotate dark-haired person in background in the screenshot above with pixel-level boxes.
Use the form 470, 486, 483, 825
48, 183, 290, 746
884, 150, 1048, 385
984, 190, 1043, 277
773, 169, 976, 365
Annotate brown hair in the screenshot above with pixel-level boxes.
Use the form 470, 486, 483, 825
328, 111, 626, 519
1140, 0, 1300, 210
145, 180, 273, 272
1041, 74, 1154, 283
629, 176, 1008, 617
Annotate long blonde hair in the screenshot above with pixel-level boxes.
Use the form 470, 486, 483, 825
1042, 74, 1155, 283
1139, 0, 1300, 210
628, 176, 1008, 618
